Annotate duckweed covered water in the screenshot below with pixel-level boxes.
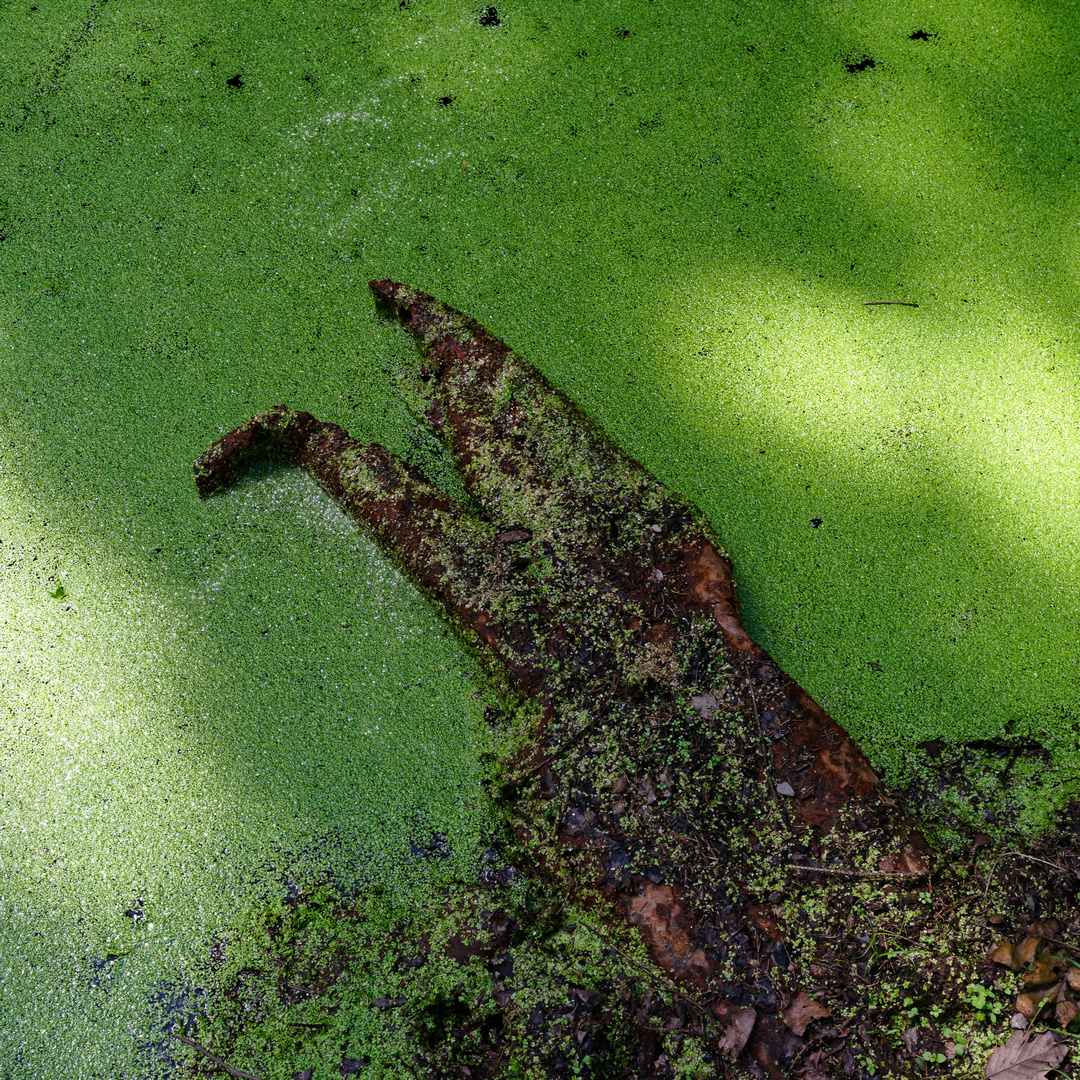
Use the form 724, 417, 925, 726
0, 462, 497, 1076
1, 0, 1079, 1073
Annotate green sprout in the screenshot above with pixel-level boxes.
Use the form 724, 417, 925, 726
964, 983, 1005, 1026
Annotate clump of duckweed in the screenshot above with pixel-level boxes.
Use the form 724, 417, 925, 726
3, 0, 1080, 1074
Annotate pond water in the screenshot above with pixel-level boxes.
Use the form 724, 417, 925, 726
0, 466, 497, 1077
4, 0, 1080, 1072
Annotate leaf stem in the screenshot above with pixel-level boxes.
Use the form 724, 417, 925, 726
168, 1027, 265, 1080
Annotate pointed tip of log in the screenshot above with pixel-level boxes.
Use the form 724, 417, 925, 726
368, 279, 402, 302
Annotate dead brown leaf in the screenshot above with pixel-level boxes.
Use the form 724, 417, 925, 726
896, 842, 929, 875
991, 940, 1023, 971
984, 1029, 1069, 1080
800, 1049, 830, 1080
1016, 936, 1043, 965
1024, 958, 1070, 990
718, 1006, 756, 1060
1029, 919, 1062, 940
1055, 999, 1078, 1028
690, 694, 718, 720
782, 991, 831, 1036
1069, 967, 1080, 993
1015, 983, 1060, 1019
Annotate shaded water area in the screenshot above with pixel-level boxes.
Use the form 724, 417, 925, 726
0, 461, 499, 1077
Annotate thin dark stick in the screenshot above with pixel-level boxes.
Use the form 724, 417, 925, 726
863, 301, 919, 307
500, 714, 606, 789
1041, 936, 1080, 959
786, 863, 927, 880
997, 849, 1068, 872
502, 679, 619, 788
168, 1028, 265, 1080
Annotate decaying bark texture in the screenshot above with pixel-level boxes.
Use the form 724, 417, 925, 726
195, 282, 933, 1073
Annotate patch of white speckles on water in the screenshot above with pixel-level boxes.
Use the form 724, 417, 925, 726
0, 462, 495, 1076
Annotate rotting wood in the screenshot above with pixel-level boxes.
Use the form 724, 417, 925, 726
195, 281, 937, 1074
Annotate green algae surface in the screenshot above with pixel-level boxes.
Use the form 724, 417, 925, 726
1, 0, 1079, 1074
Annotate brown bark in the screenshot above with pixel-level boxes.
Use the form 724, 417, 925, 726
195, 281, 934, 1073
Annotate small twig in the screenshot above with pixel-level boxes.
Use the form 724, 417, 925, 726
786, 864, 927, 881
168, 1028, 265, 1080
863, 300, 919, 307
980, 848, 1070, 903
502, 714, 605, 788
502, 680, 619, 788
997, 850, 1069, 872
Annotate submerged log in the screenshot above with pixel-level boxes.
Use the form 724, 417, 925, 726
195, 282, 933, 1073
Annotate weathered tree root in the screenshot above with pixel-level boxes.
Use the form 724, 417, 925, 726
195, 281, 934, 1074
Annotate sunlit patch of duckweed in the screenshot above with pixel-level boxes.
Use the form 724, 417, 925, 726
0, 465, 498, 1076
651, 264, 1080, 836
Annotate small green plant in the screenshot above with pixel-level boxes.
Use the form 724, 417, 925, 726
864, 932, 906, 969
914, 1050, 947, 1065
964, 982, 1005, 1026
938, 1024, 967, 1055
857, 1052, 879, 1077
